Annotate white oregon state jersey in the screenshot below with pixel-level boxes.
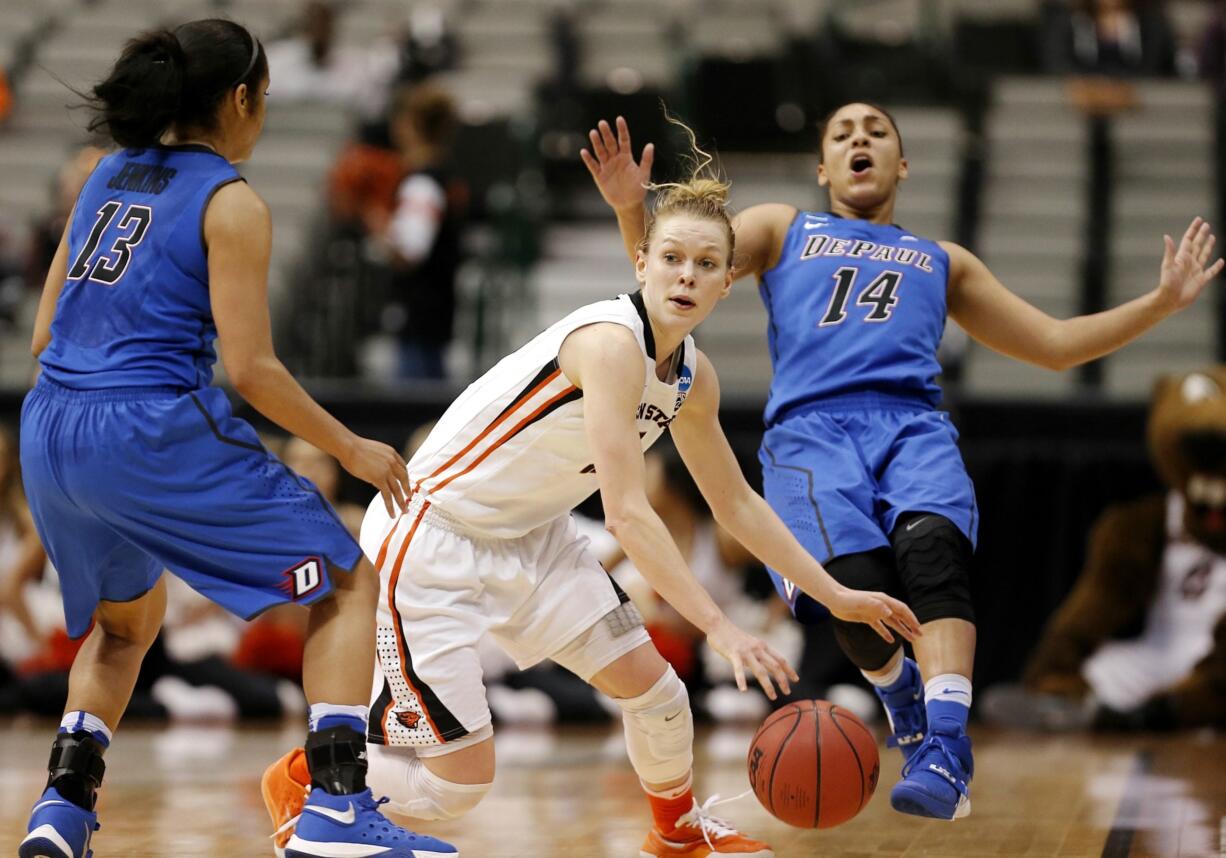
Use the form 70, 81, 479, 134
408, 292, 697, 537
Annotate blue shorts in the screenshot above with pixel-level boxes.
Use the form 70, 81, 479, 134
20, 379, 363, 638
759, 393, 978, 621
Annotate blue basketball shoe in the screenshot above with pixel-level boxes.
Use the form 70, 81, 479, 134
889, 719, 973, 820
18, 786, 99, 858
284, 787, 458, 858
873, 657, 926, 763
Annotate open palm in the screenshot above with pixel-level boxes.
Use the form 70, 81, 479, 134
1157, 217, 1224, 312
579, 116, 654, 212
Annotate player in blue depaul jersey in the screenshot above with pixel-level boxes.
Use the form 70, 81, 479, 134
583, 104, 1223, 822
18, 20, 455, 858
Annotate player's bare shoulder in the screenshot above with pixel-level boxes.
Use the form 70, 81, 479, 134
557, 321, 644, 391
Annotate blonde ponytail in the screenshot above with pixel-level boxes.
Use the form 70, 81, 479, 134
640, 110, 734, 259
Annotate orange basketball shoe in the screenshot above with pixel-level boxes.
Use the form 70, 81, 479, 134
261, 746, 310, 857
640, 794, 774, 858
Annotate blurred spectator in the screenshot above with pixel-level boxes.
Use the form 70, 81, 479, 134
1042, 0, 1176, 78
265, 0, 399, 118
0, 68, 12, 125
24, 147, 106, 293
0, 425, 49, 663
1200, 1, 1226, 95
364, 83, 466, 381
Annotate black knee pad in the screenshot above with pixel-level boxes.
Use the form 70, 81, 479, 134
826, 549, 904, 670
891, 513, 975, 624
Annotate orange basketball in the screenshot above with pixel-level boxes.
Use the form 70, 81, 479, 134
746, 700, 880, 829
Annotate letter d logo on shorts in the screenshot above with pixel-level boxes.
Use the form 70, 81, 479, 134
281, 557, 324, 600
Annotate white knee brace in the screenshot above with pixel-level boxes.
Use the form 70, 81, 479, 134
367, 744, 492, 820
616, 665, 694, 786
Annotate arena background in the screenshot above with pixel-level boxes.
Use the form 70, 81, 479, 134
0, 0, 1217, 695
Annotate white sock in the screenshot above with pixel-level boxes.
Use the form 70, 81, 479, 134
308, 702, 369, 732
862, 651, 905, 688
924, 674, 973, 708
60, 711, 113, 745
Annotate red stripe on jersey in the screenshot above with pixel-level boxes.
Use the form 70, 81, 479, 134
428, 383, 579, 495
412, 368, 564, 495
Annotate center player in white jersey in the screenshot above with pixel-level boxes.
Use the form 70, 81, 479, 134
264, 130, 921, 858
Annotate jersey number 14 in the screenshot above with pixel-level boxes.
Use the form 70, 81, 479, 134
67, 201, 153, 286
819, 267, 903, 326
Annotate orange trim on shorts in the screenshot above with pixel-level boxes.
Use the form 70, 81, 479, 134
412, 368, 564, 495
428, 383, 579, 495
383, 500, 446, 743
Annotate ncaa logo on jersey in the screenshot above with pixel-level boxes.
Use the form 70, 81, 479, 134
675, 364, 693, 411
280, 557, 325, 600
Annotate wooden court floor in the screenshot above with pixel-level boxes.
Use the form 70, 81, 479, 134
1, 719, 1223, 857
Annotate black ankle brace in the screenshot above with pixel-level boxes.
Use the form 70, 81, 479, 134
46, 731, 106, 811
305, 725, 368, 795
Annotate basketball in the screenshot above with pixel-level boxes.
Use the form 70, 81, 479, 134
746, 700, 880, 829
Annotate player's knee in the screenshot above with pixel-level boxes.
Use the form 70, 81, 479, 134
616, 665, 694, 785
825, 549, 903, 669
890, 512, 975, 624
367, 745, 492, 821
831, 618, 901, 670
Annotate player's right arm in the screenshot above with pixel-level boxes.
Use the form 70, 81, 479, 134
206, 181, 409, 514
558, 321, 794, 698
30, 213, 73, 357
581, 116, 794, 281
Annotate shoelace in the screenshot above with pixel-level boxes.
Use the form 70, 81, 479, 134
269, 792, 391, 841
674, 790, 753, 851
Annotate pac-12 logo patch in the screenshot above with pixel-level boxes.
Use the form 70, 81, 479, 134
281, 557, 324, 600
675, 364, 693, 411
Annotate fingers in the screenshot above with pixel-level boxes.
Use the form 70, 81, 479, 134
598, 118, 618, 157
579, 148, 599, 178
1199, 233, 1217, 268
616, 114, 631, 153
379, 486, 395, 518
887, 598, 924, 640
588, 127, 609, 163
870, 618, 896, 644
640, 142, 655, 175
1163, 234, 1175, 267
745, 652, 777, 701
1182, 216, 1204, 249
768, 643, 800, 683
392, 467, 410, 513
1208, 257, 1226, 280
731, 653, 747, 693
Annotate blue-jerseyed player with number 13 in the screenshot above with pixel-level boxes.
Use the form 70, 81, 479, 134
584, 103, 1223, 822
17, 18, 455, 858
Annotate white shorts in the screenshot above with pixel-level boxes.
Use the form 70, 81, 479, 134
360, 494, 646, 749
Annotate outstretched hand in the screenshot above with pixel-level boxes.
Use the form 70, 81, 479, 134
579, 116, 655, 213
827, 588, 924, 644
705, 617, 798, 701
1156, 217, 1224, 313
341, 436, 410, 516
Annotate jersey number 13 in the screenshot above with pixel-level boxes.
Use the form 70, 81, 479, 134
67, 201, 153, 286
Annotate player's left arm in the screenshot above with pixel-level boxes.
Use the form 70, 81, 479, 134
670, 350, 922, 643
945, 217, 1223, 371
30, 212, 73, 357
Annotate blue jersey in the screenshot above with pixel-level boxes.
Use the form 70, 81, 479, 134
758, 211, 951, 424
40, 144, 241, 390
